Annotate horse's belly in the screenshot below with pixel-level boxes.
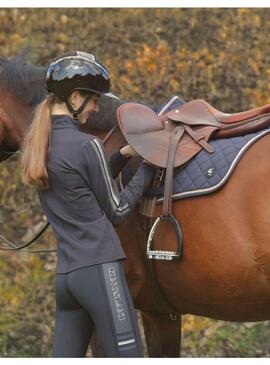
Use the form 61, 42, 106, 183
152, 182, 270, 322
156, 255, 270, 321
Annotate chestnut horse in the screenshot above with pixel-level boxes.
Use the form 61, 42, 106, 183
1, 54, 270, 357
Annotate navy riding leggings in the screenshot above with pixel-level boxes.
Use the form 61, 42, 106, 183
52, 259, 143, 357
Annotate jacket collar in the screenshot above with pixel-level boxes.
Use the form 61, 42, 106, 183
51, 114, 81, 130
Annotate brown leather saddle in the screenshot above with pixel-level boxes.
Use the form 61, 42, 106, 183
117, 99, 270, 261
117, 99, 270, 168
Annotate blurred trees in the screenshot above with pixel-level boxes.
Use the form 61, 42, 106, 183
0, 8, 270, 357
0, 9, 269, 108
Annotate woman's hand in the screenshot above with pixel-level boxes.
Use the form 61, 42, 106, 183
142, 159, 157, 167
120, 145, 140, 158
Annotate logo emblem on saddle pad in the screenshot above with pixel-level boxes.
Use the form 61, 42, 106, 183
206, 167, 216, 178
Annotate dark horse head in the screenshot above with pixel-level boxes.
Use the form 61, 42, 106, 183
0, 52, 46, 161
0, 52, 126, 162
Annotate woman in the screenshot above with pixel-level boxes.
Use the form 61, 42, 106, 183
20, 51, 156, 357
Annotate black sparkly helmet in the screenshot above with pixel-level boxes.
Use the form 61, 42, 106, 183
45, 51, 110, 98
45, 51, 111, 119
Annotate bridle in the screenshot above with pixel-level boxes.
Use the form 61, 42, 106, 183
0, 125, 119, 254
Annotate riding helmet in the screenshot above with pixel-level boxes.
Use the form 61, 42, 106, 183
45, 51, 111, 100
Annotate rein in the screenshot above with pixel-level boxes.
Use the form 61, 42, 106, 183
0, 125, 118, 254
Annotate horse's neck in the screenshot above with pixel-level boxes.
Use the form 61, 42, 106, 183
0, 92, 33, 149
80, 125, 126, 157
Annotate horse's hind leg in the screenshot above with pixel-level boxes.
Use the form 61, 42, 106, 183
90, 330, 104, 357
141, 310, 181, 357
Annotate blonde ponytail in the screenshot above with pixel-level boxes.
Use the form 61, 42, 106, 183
20, 94, 56, 190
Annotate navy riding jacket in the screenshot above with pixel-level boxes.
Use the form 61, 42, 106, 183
37, 114, 156, 273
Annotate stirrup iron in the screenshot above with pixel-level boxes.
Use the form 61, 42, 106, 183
146, 214, 183, 260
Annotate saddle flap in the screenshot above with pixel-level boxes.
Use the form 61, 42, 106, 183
117, 103, 170, 167
117, 103, 164, 135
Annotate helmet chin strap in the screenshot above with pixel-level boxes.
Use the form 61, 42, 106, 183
65, 93, 93, 120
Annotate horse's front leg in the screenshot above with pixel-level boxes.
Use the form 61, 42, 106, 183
141, 310, 182, 357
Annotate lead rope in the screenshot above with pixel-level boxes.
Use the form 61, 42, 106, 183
0, 151, 55, 253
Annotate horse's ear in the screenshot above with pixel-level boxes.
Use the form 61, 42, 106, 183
10, 47, 30, 65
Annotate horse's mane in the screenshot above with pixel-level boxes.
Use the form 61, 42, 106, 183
86, 94, 126, 131
0, 58, 8, 66
0, 51, 47, 106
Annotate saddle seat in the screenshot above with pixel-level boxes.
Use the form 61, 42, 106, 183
166, 99, 270, 126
